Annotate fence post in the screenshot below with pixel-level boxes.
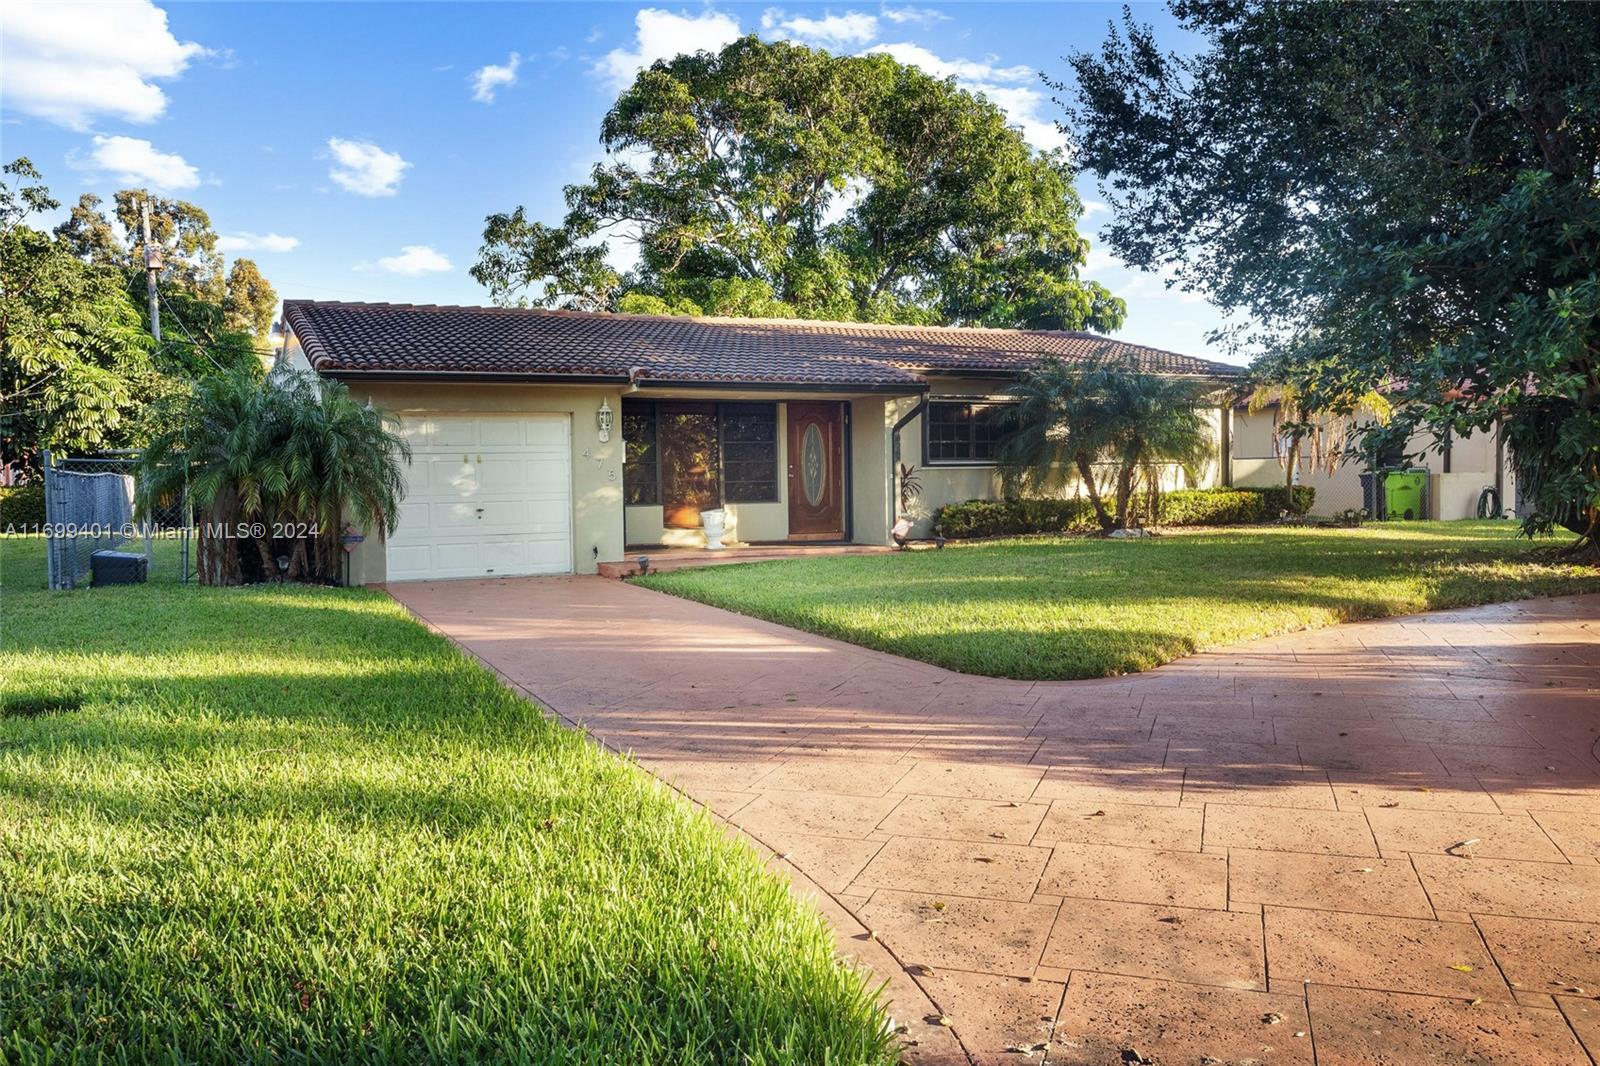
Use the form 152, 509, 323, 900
43, 450, 68, 590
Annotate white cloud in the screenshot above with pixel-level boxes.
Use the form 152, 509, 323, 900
471, 52, 521, 103
971, 85, 1066, 153
0, 0, 208, 129
864, 42, 1031, 84
760, 9, 878, 48
217, 232, 300, 254
1116, 262, 1205, 305
1082, 200, 1108, 217
375, 245, 453, 275
881, 6, 949, 27
1082, 244, 1120, 275
864, 42, 1061, 151
325, 138, 410, 197
74, 135, 199, 190
593, 8, 742, 90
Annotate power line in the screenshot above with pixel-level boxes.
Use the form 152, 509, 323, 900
155, 287, 227, 372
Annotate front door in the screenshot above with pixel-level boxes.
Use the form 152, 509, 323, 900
787, 401, 846, 540
659, 403, 720, 528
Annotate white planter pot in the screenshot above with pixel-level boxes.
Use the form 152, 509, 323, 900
700, 508, 728, 550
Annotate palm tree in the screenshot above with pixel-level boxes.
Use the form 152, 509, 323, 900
136, 368, 409, 585
999, 357, 1217, 532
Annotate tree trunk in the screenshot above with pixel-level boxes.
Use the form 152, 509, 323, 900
254, 533, 279, 583
1285, 437, 1300, 492
286, 536, 310, 582
1113, 463, 1135, 529
1075, 453, 1116, 533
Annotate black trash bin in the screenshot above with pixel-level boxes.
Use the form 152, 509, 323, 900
90, 550, 148, 585
1359, 472, 1386, 520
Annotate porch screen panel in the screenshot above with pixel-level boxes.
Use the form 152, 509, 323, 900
622, 401, 659, 504
719, 403, 779, 503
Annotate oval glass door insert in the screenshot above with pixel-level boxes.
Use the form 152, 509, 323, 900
801, 423, 826, 507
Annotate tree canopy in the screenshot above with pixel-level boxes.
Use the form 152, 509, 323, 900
58, 187, 276, 375
0, 159, 278, 476
1, 160, 157, 472
474, 36, 1123, 331
1064, 1, 1600, 542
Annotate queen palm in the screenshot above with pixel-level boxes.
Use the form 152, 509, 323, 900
136, 368, 409, 585
999, 356, 1217, 532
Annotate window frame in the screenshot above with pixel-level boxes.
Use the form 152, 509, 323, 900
921, 398, 1013, 467
621, 400, 662, 505
620, 400, 782, 508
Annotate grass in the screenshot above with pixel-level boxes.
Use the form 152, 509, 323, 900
636, 521, 1600, 680
0, 536, 894, 1065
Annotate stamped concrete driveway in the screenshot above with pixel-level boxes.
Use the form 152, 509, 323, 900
389, 577, 1600, 1065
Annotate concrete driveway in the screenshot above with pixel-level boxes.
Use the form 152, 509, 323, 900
389, 576, 1600, 1065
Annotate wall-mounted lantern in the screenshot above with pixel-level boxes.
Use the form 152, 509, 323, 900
597, 397, 613, 443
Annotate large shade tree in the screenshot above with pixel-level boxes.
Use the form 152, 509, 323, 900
0, 160, 158, 475
1, 159, 280, 477
1064, 1, 1600, 547
474, 36, 1124, 331
57, 188, 276, 373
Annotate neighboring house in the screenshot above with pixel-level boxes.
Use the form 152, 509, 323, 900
281, 301, 1242, 582
1230, 403, 1519, 520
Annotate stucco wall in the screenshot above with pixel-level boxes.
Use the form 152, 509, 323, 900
891, 379, 1227, 537
850, 396, 893, 545
342, 381, 624, 581
1230, 407, 1516, 517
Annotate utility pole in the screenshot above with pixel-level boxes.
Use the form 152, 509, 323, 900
140, 199, 161, 344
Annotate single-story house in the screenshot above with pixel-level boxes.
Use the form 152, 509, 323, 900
281, 300, 1244, 583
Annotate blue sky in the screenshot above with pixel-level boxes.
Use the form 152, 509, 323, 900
2, 1, 1244, 364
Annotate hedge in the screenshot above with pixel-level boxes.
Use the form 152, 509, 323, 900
1258, 484, 1317, 516
933, 485, 1316, 539
0, 485, 45, 529
1157, 489, 1267, 525
933, 498, 1099, 539
1158, 485, 1316, 525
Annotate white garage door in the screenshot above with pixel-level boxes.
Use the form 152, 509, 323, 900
386, 414, 572, 581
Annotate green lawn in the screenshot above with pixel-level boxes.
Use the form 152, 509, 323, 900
636, 522, 1600, 680
0, 536, 893, 1064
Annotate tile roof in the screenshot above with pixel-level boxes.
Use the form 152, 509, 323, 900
282, 301, 1242, 390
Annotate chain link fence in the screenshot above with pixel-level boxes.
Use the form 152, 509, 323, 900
42, 451, 192, 590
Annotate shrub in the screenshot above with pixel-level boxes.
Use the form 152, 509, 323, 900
1156, 486, 1316, 526
934, 498, 1098, 538
934, 485, 1319, 539
1259, 484, 1317, 516
0, 485, 45, 528
1157, 488, 1267, 525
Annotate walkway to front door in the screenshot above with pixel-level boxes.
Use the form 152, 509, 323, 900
388, 577, 1600, 1065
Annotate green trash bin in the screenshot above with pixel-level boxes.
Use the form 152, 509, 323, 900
1384, 469, 1428, 520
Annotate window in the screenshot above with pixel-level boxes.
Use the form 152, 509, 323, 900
925, 400, 1008, 464
622, 401, 659, 504
719, 403, 779, 502
621, 401, 780, 507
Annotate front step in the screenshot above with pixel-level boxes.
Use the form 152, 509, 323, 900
599, 544, 895, 579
